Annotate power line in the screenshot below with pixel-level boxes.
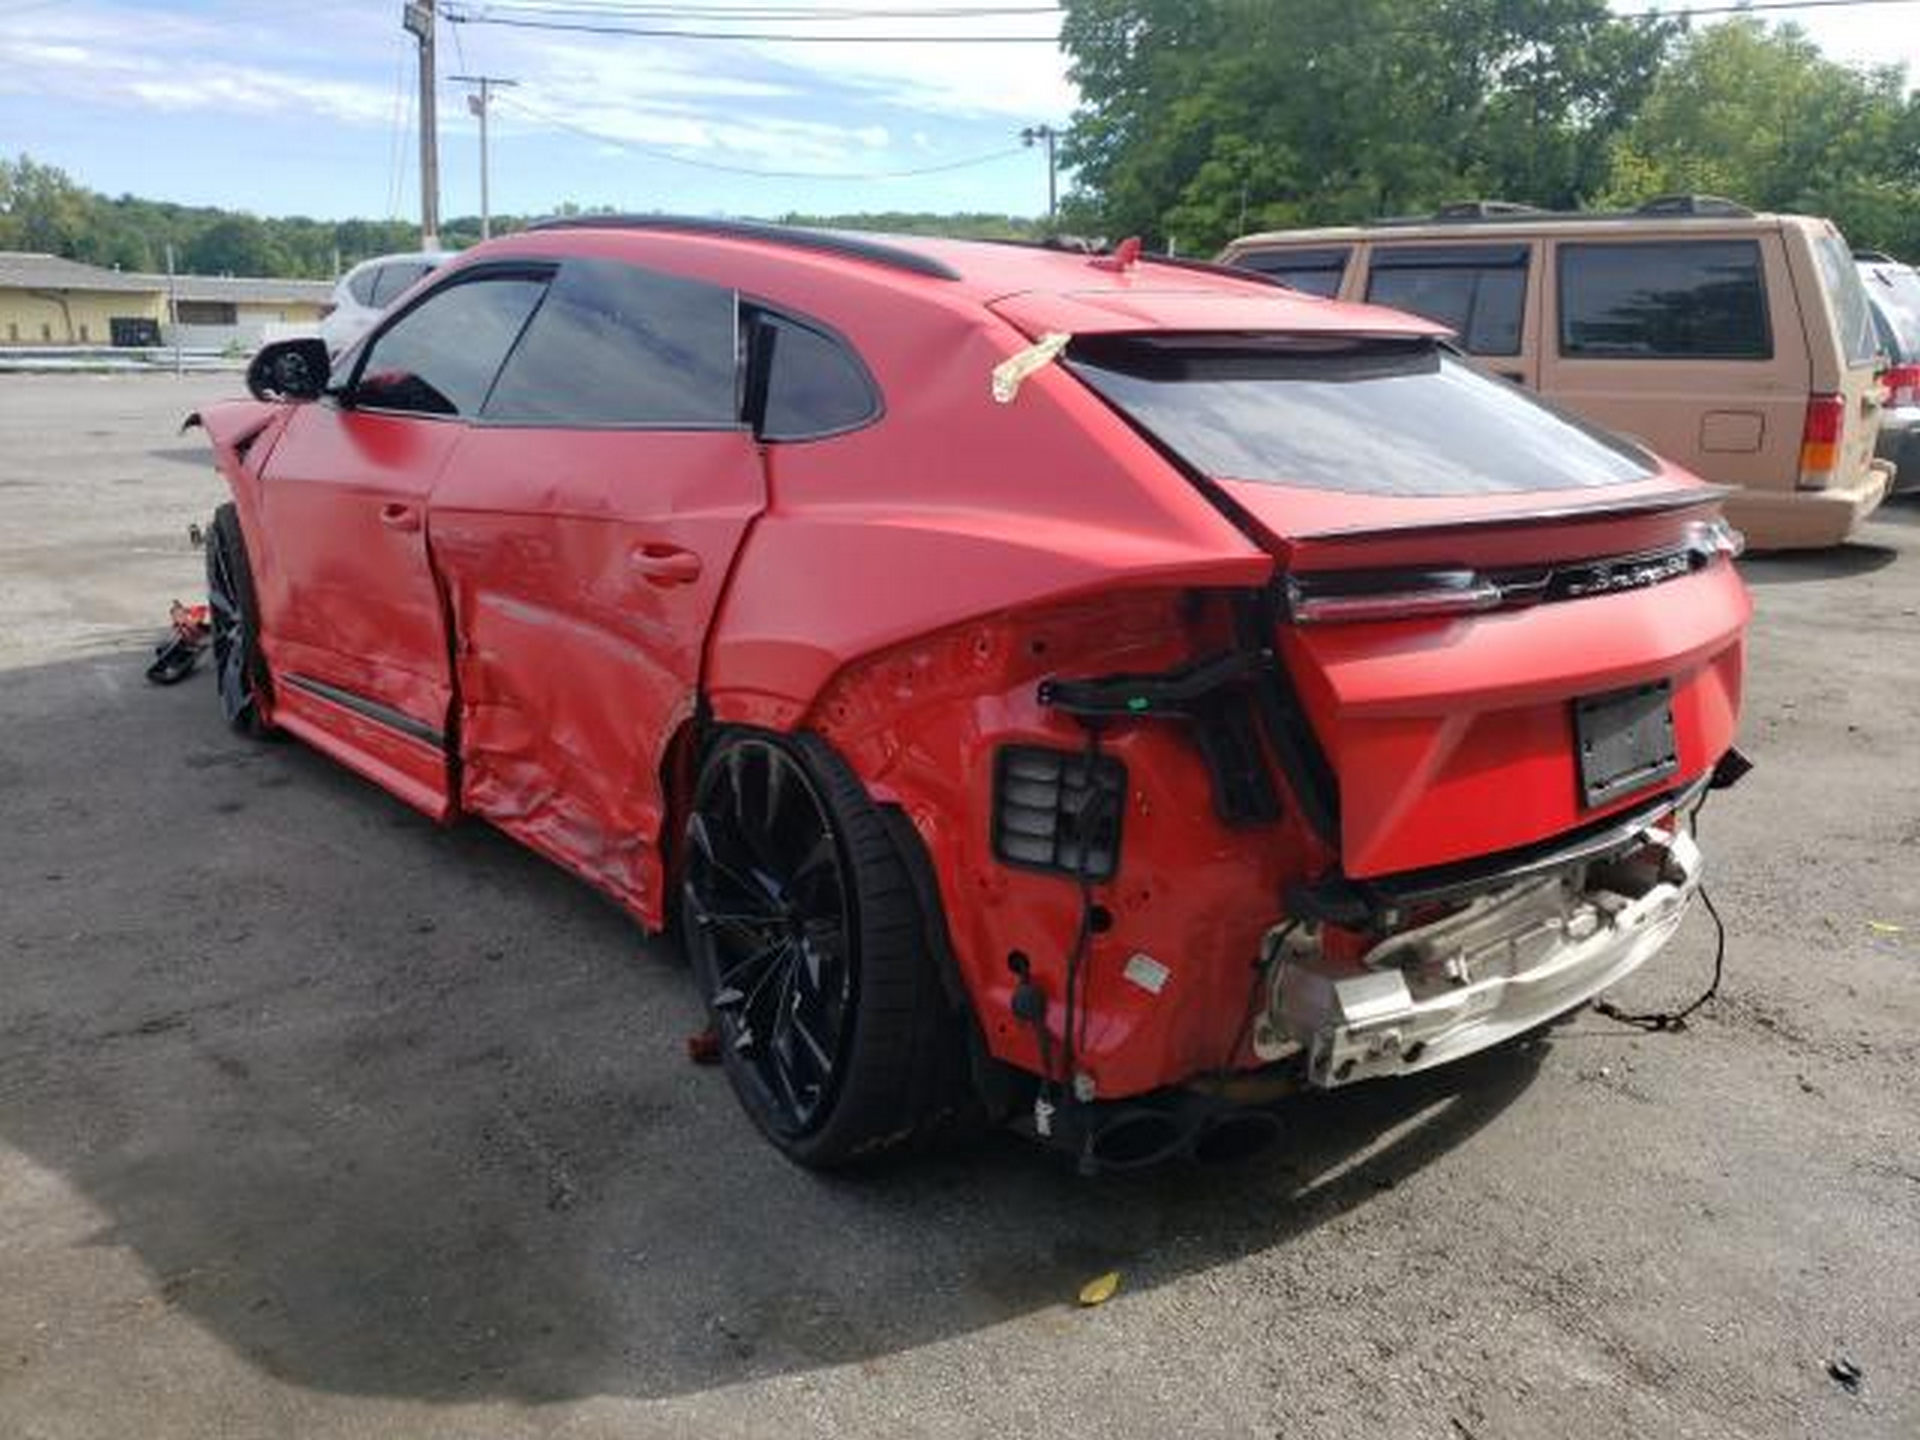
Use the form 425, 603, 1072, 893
461, 1, 1060, 14
496, 90, 1027, 178
443, 7, 1060, 40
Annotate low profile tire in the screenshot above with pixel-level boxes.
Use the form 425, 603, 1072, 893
205, 502, 271, 737
681, 731, 965, 1168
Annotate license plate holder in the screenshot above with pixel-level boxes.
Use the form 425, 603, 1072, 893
1575, 681, 1678, 808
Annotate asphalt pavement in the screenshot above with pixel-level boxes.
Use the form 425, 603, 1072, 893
1, 373, 1915, 1438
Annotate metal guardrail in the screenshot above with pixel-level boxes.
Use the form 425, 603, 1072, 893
0, 346, 247, 373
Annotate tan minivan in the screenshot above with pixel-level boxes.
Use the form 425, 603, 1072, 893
1221, 197, 1893, 548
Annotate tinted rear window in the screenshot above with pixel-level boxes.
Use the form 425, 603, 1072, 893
1813, 232, 1879, 366
1559, 240, 1770, 359
1068, 336, 1653, 497
1233, 246, 1350, 298
484, 258, 740, 428
1366, 244, 1528, 356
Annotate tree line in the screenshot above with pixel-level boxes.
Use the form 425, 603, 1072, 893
0, 154, 1043, 278
1058, 4, 1920, 256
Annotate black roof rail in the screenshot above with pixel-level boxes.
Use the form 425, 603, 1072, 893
1433, 200, 1547, 221
1634, 193, 1753, 218
1854, 248, 1898, 264
524, 213, 962, 280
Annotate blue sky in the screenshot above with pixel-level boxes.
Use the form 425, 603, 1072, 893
0, 1, 1912, 227
0, 0, 1074, 221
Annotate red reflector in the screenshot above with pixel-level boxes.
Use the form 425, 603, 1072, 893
1802, 394, 1844, 444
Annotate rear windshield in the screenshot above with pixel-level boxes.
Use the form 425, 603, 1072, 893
1861, 263, 1920, 362
1067, 336, 1654, 497
1813, 231, 1879, 366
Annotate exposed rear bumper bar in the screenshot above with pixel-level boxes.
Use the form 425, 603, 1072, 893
1291, 773, 1709, 924
1279, 828, 1701, 1088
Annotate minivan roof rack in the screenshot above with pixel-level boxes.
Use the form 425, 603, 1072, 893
1633, 193, 1753, 218
1359, 193, 1758, 231
525, 213, 963, 281
1854, 248, 1898, 264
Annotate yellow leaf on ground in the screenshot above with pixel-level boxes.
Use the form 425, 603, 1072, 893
1867, 920, 1904, 935
1078, 1270, 1121, 1307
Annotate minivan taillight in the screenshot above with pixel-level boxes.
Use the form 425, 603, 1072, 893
1884, 364, 1920, 409
1797, 395, 1844, 490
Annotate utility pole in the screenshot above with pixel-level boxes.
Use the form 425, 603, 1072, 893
1020, 124, 1059, 223
403, 0, 440, 249
451, 74, 517, 240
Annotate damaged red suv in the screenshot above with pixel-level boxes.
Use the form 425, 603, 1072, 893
193, 219, 1750, 1169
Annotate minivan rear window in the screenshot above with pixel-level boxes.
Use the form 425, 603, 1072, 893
1233, 246, 1350, 298
1067, 335, 1654, 497
1813, 232, 1879, 366
1365, 244, 1529, 356
1559, 240, 1771, 359
1861, 264, 1920, 361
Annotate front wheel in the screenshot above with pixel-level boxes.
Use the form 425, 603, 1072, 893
205, 502, 270, 737
680, 732, 965, 1167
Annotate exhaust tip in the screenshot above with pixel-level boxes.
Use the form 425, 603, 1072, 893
1085, 1108, 1188, 1172
1191, 1108, 1284, 1166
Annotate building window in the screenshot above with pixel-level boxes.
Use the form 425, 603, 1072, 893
6, 323, 16, 342
41, 323, 52, 341
177, 300, 238, 326
79, 323, 90, 342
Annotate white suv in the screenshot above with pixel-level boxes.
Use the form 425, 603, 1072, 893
320, 251, 450, 355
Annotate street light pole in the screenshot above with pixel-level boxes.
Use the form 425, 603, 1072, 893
1020, 124, 1059, 223
402, 0, 440, 249
451, 74, 517, 240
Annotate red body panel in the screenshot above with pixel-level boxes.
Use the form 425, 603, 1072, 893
252, 404, 461, 817
429, 427, 766, 921
204, 227, 1753, 1106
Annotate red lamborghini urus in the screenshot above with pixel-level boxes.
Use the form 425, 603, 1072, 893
192, 219, 1750, 1169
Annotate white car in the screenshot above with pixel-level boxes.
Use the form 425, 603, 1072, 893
320, 250, 450, 356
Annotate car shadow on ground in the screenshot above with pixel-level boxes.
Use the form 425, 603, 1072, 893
0, 652, 1545, 1406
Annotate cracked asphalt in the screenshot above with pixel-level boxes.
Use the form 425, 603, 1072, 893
1, 372, 1916, 1438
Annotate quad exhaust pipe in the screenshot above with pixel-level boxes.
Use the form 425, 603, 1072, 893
1031, 1092, 1286, 1174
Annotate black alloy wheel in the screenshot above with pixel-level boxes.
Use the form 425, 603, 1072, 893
681, 732, 967, 1167
205, 502, 269, 736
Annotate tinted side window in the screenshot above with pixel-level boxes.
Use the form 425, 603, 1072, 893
371, 262, 433, 307
756, 312, 880, 440
1234, 246, 1350, 298
354, 273, 549, 417
1559, 241, 1770, 359
1366, 245, 1528, 356
484, 258, 739, 427
346, 266, 380, 306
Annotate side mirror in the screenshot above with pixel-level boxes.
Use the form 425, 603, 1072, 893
246, 337, 331, 402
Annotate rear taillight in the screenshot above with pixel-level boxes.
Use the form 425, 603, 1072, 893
1798, 394, 1845, 490
1285, 570, 1504, 624
1884, 363, 1920, 409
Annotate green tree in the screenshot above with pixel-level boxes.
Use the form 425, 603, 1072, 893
1058, 0, 1674, 253
1599, 19, 1920, 256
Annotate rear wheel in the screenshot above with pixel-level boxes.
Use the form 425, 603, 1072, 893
205, 502, 270, 737
681, 731, 964, 1167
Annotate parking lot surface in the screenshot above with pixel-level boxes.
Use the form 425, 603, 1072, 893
2, 373, 1916, 1439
